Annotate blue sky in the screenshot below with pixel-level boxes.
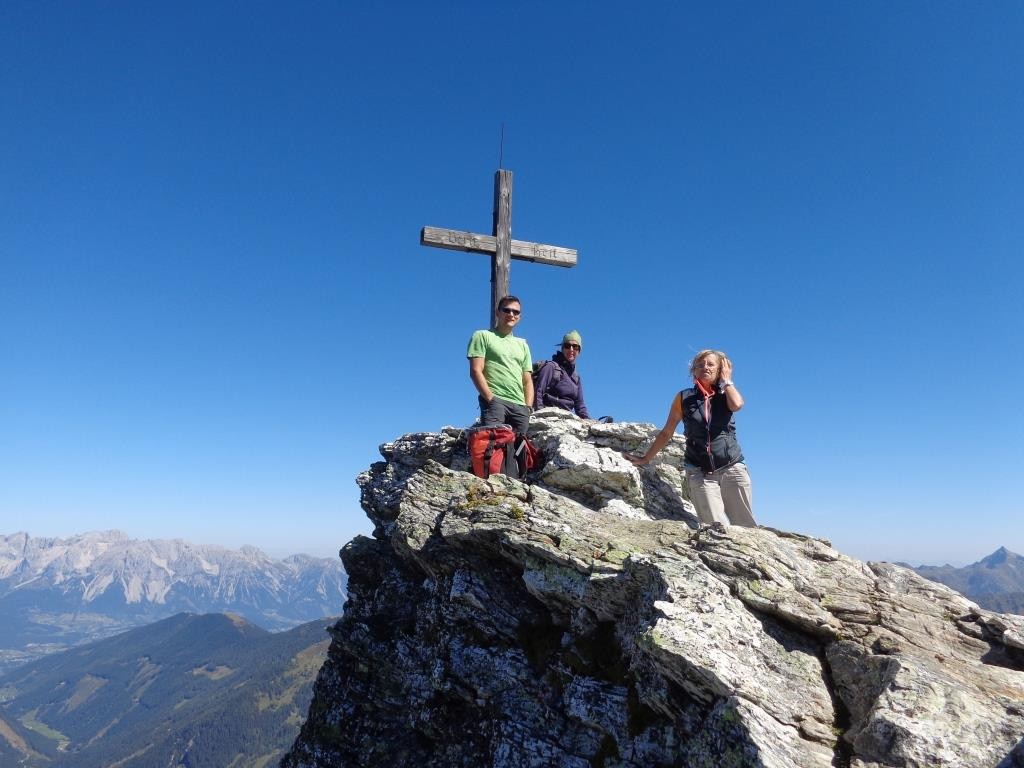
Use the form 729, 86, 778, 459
3, 2, 1021, 566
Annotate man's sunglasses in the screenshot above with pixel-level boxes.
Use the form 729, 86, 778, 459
499, 307, 521, 316
562, 343, 581, 351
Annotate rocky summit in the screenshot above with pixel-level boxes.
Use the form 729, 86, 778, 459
284, 410, 1024, 768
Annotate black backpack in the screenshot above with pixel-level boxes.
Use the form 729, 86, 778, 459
531, 359, 561, 393
533, 359, 580, 393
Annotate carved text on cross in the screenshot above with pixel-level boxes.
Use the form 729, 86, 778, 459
420, 169, 578, 325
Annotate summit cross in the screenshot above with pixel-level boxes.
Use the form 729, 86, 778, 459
420, 169, 578, 325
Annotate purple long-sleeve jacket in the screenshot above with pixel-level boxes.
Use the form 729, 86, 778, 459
533, 353, 590, 418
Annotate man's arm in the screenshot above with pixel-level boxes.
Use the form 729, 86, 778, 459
522, 369, 534, 411
469, 357, 492, 402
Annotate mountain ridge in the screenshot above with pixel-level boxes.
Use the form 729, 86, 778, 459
911, 546, 1024, 615
0, 611, 335, 767
0, 530, 346, 672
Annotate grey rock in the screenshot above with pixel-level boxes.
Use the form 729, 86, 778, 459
284, 412, 1024, 768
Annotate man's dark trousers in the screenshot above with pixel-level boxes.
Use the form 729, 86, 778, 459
479, 396, 530, 435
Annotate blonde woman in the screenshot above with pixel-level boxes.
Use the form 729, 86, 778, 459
625, 350, 755, 526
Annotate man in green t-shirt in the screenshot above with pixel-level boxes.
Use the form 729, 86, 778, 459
466, 295, 534, 434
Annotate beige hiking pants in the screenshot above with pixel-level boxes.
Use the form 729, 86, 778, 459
684, 461, 756, 527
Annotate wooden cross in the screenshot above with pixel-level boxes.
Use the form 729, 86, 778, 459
420, 169, 578, 325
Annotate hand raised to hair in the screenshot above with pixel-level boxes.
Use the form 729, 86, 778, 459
720, 356, 733, 382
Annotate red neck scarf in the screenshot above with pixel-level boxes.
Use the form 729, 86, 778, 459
695, 379, 716, 398
695, 379, 715, 426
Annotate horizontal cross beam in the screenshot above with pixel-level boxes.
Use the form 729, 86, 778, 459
420, 226, 577, 268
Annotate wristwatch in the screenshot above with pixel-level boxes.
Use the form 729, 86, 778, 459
720, 380, 734, 389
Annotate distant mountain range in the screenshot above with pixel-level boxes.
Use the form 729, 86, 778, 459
0, 531, 346, 672
910, 546, 1024, 614
0, 612, 334, 768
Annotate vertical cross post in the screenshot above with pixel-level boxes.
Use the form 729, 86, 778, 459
491, 170, 513, 322
420, 169, 578, 326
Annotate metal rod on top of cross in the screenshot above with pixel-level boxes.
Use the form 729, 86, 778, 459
420, 169, 578, 326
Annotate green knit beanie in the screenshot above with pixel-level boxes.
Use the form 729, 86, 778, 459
560, 330, 582, 349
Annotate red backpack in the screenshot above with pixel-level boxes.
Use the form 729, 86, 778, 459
467, 425, 536, 479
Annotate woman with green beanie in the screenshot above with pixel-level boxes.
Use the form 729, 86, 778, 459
532, 330, 590, 418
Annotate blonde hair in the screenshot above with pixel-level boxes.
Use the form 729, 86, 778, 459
688, 349, 727, 381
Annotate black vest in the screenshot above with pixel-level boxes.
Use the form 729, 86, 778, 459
679, 387, 744, 473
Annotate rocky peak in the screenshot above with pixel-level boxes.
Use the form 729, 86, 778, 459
284, 410, 1024, 768
983, 547, 1016, 567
